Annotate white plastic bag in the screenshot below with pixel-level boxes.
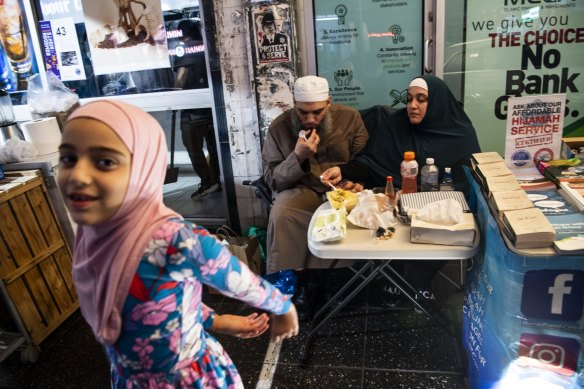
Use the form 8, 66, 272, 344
26, 73, 80, 129
347, 190, 395, 230
0, 138, 38, 163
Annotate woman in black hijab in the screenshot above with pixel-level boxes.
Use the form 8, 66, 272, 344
323, 74, 480, 193
321, 75, 481, 307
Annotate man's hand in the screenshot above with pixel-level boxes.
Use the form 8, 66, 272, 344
320, 166, 342, 186
295, 129, 319, 162
271, 304, 299, 342
211, 312, 270, 339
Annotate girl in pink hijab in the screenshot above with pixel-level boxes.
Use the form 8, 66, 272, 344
58, 100, 298, 388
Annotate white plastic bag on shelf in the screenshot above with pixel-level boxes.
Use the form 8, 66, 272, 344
26, 73, 80, 130
0, 138, 38, 163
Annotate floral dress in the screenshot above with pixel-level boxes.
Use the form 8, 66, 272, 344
105, 219, 291, 388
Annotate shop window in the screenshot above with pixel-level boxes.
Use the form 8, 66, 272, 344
1, 0, 209, 105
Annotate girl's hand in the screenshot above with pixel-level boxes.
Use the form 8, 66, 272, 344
270, 304, 299, 342
211, 312, 270, 339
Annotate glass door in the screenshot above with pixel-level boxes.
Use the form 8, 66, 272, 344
309, 0, 433, 110
28, 0, 228, 226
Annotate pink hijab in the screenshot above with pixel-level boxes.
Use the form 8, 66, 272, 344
67, 100, 179, 345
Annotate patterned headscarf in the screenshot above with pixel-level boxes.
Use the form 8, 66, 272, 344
67, 100, 179, 345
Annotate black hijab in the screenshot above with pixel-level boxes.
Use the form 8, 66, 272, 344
356, 75, 481, 192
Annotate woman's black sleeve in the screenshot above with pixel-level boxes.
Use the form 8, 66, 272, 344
339, 159, 372, 183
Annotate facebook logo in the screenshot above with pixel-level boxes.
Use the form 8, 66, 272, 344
521, 270, 584, 321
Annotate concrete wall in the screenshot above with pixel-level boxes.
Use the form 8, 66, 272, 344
211, 0, 268, 231
211, 0, 297, 232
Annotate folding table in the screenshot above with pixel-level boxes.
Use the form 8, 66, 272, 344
303, 203, 480, 365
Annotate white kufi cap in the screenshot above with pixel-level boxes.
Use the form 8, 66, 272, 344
294, 76, 329, 102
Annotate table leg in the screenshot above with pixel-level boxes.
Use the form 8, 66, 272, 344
310, 262, 372, 325
299, 260, 459, 366
380, 265, 456, 336
300, 261, 390, 366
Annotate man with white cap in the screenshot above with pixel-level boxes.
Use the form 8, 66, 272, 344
261, 75, 368, 318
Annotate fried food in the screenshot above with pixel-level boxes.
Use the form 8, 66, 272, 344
326, 188, 358, 212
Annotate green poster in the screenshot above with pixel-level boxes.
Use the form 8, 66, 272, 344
465, 1, 584, 154
314, 0, 423, 110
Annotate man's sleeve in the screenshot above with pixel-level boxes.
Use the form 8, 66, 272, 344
350, 112, 369, 157
262, 124, 309, 193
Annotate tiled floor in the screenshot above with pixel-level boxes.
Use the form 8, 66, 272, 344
0, 268, 469, 388
162, 165, 227, 227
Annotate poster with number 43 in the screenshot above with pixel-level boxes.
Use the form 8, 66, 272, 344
39, 17, 86, 81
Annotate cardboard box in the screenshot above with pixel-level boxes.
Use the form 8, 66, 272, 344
410, 213, 477, 247
561, 137, 584, 159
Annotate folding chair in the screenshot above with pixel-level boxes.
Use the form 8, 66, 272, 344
243, 177, 273, 211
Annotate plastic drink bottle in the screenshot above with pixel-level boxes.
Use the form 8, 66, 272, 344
420, 157, 439, 191
385, 175, 396, 208
440, 167, 454, 191
400, 151, 418, 194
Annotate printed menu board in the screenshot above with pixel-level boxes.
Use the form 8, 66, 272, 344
40, 17, 86, 81
314, 0, 423, 109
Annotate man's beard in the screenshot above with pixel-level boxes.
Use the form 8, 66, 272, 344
292, 110, 332, 137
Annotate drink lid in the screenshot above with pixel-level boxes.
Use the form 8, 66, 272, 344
404, 151, 415, 160
386, 176, 393, 182
426, 157, 434, 164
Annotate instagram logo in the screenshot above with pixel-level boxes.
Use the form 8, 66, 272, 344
518, 333, 580, 376
530, 343, 565, 368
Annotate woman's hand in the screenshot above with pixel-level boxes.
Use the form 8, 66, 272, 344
211, 312, 270, 339
270, 304, 299, 342
320, 166, 342, 186
338, 180, 364, 193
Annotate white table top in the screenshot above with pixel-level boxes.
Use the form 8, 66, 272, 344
307, 203, 480, 260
